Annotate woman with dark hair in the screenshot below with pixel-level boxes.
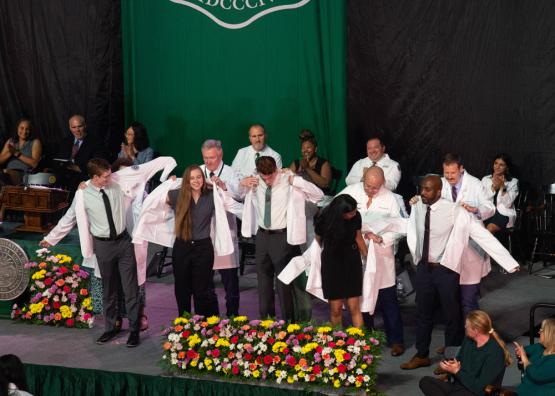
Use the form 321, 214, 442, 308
0, 118, 42, 185
481, 154, 519, 233
289, 129, 332, 194
167, 165, 240, 317
0, 354, 33, 396
118, 122, 154, 165
314, 194, 367, 327
419, 310, 511, 396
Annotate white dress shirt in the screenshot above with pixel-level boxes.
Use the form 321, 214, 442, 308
254, 172, 290, 230
84, 183, 127, 238
201, 162, 241, 199
441, 171, 495, 220
481, 175, 519, 227
231, 145, 282, 178
345, 153, 401, 191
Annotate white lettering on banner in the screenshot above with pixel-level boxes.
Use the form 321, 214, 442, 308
169, 0, 312, 29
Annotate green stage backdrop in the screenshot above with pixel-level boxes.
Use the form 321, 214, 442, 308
121, 0, 346, 176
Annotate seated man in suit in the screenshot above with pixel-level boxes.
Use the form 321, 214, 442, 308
56, 114, 104, 190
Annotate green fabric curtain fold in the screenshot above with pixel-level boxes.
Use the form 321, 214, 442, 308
121, 0, 346, 176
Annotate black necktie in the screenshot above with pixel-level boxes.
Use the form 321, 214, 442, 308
422, 206, 431, 265
100, 189, 117, 239
255, 152, 260, 165
209, 171, 215, 178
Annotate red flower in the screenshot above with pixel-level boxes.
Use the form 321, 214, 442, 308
66, 318, 75, 327
297, 333, 305, 341
79, 288, 88, 296
211, 349, 220, 358
255, 356, 262, 364
182, 330, 190, 339
316, 346, 323, 353
231, 336, 239, 344
337, 364, 346, 373
347, 337, 355, 345
44, 278, 53, 286
312, 365, 321, 375
231, 366, 239, 375
267, 337, 275, 345
286, 355, 297, 367
53, 301, 61, 309
263, 355, 273, 365
59, 266, 68, 274
186, 349, 197, 359
244, 353, 252, 361
328, 341, 336, 348
282, 347, 289, 355
343, 352, 351, 361
357, 375, 364, 382
63, 285, 71, 294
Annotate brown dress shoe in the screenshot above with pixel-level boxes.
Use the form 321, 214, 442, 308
434, 366, 448, 375
435, 346, 446, 355
400, 355, 431, 370
390, 344, 405, 357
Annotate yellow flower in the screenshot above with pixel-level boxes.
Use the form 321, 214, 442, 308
190, 359, 198, 367
82, 297, 92, 310
60, 305, 73, 318
275, 370, 282, 378
301, 342, 319, 354
206, 315, 220, 325
346, 327, 364, 337
31, 269, 46, 280
29, 302, 44, 314
317, 326, 332, 333
355, 381, 362, 388
298, 372, 305, 378
252, 370, 260, 378
187, 334, 201, 348
204, 358, 212, 367
207, 366, 213, 371
260, 319, 274, 329
174, 317, 189, 325
334, 349, 346, 363
215, 338, 230, 348
287, 323, 301, 333
55, 254, 72, 264
361, 364, 368, 369
294, 364, 301, 371
232, 315, 248, 323
334, 379, 341, 388
272, 341, 287, 353
287, 376, 294, 384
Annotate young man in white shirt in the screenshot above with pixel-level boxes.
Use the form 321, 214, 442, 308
345, 136, 401, 191
231, 123, 282, 178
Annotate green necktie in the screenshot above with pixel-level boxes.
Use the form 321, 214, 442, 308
264, 185, 272, 228
255, 152, 260, 165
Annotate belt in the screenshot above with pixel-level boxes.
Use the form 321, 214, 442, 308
182, 237, 211, 245
427, 262, 441, 268
93, 230, 128, 242
258, 228, 287, 235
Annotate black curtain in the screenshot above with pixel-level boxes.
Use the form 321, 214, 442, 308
0, 0, 123, 162
348, 0, 555, 198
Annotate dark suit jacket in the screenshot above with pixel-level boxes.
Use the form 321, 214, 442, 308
57, 135, 105, 177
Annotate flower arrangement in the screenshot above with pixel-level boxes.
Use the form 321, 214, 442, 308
161, 315, 384, 393
11, 248, 94, 328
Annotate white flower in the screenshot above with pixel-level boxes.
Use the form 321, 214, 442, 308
243, 370, 251, 377
363, 375, 370, 382
276, 378, 282, 384
348, 375, 356, 383
171, 352, 177, 359
36, 248, 50, 256
268, 366, 275, 373
339, 373, 347, 380
61, 296, 68, 302
215, 366, 221, 372
237, 343, 243, 350
168, 333, 180, 342
198, 363, 204, 369
356, 368, 363, 375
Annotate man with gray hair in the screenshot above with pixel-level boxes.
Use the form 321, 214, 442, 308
200, 139, 242, 316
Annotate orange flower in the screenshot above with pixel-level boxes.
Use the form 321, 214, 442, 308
174, 325, 183, 332
25, 312, 32, 319
305, 334, 312, 340
241, 325, 250, 331
79, 289, 88, 296
298, 358, 308, 367
277, 331, 287, 340
54, 313, 62, 321
212, 335, 219, 341
163, 342, 172, 350
72, 264, 80, 271
336, 339, 345, 346
274, 355, 281, 364
55, 279, 65, 287
39, 262, 47, 269
41, 298, 49, 305
258, 331, 266, 338
200, 322, 208, 328
228, 352, 235, 359
249, 363, 257, 371
178, 351, 186, 359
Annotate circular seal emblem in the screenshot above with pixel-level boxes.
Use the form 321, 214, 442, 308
0, 239, 29, 301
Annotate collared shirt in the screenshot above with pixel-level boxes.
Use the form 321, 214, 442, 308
345, 153, 401, 191
167, 189, 214, 240
412, 198, 456, 263
83, 182, 126, 238
231, 145, 283, 178
338, 183, 400, 217
73, 138, 83, 149
200, 162, 241, 199
452, 172, 464, 200
254, 172, 290, 230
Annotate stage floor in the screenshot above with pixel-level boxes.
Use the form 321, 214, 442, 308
1, 229, 555, 394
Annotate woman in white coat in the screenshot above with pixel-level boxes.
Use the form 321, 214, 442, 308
481, 153, 519, 233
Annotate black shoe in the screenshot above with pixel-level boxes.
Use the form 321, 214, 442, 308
126, 331, 140, 348
96, 330, 118, 345
114, 317, 123, 333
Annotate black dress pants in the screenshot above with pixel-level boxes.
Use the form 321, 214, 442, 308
172, 237, 218, 317
419, 376, 475, 396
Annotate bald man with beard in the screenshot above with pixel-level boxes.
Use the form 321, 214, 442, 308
338, 166, 405, 357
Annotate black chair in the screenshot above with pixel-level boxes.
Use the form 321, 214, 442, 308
154, 246, 173, 278
529, 183, 555, 274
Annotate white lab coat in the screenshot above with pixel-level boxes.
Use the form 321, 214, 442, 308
481, 175, 519, 228
442, 172, 496, 284
44, 157, 177, 281
240, 173, 324, 245
231, 145, 283, 178
132, 179, 243, 257
345, 154, 401, 191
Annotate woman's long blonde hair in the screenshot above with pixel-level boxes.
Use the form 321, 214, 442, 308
174, 165, 206, 241
467, 310, 512, 366
540, 318, 555, 353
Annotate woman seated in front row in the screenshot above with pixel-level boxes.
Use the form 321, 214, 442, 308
419, 310, 512, 396
289, 129, 332, 195
0, 118, 42, 185
514, 318, 555, 395
481, 153, 519, 234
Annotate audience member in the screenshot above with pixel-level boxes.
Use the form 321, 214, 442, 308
118, 122, 154, 165
514, 318, 555, 395
232, 123, 282, 178
442, 153, 495, 318
345, 136, 401, 191
419, 310, 511, 396
314, 194, 367, 327
240, 156, 323, 322
0, 354, 33, 396
0, 118, 42, 185
481, 154, 519, 234
289, 129, 332, 194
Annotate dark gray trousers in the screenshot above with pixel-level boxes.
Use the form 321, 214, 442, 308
93, 235, 139, 333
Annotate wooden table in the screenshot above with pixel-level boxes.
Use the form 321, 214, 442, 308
0, 186, 69, 233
